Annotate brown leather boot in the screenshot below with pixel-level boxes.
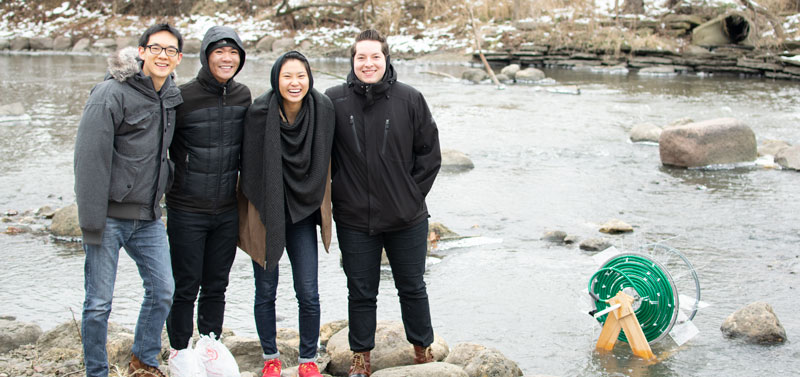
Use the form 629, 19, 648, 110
413, 345, 434, 364
348, 351, 371, 377
127, 353, 166, 377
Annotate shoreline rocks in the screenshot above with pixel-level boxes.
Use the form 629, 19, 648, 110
0, 318, 524, 377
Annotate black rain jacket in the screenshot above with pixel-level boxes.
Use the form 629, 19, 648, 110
166, 26, 252, 214
325, 65, 441, 234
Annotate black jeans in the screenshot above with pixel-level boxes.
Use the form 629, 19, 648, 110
165, 207, 238, 349
337, 219, 433, 352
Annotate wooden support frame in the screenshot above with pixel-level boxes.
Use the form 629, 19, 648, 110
596, 291, 656, 360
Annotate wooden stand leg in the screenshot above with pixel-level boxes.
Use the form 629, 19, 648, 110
595, 292, 656, 360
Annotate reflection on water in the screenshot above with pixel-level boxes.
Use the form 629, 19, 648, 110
1, 53, 799, 377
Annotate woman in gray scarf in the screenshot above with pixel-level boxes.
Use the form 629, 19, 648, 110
238, 51, 334, 377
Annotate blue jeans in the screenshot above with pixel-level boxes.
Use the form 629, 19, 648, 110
337, 219, 433, 352
82, 218, 174, 377
253, 214, 320, 362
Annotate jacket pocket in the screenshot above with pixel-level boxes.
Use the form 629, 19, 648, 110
109, 151, 143, 202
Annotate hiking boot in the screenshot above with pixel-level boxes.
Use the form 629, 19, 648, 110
261, 358, 281, 377
128, 354, 166, 377
298, 361, 323, 377
347, 351, 371, 377
413, 345, 434, 364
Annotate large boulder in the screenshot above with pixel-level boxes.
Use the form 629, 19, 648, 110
222, 336, 265, 374
319, 319, 348, 347
774, 145, 800, 171
326, 321, 448, 376
0, 38, 9, 49
500, 64, 521, 79
629, 123, 662, 143
461, 68, 488, 83
721, 302, 786, 344
0, 102, 26, 117
29, 37, 54, 50
38, 321, 134, 366
758, 139, 790, 157
0, 318, 43, 353
659, 118, 756, 168
441, 149, 474, 172
72, 38, 91, 52
514, 67, 545, 82
92, 38, 117, 52
444, 343, 522, 377
272, 37, 295, 53
10, 37, 30, 51
53, 36, 72, 50
183, 39, 202, 54
50, 203, 82, 238
371, 362, 468, 377
255, 35, 277, 53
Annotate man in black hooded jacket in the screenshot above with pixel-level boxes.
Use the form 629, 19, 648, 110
165, 26, 251, 353
324, 29, 441, 377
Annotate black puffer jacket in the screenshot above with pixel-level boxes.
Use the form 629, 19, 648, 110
325, 65, 441, 234
166, 26, 252, 214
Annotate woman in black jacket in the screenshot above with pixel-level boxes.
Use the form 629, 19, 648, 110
238, 51, 334, 377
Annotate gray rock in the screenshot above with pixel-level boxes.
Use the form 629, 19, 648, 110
29, 37, 53, 50
49, 204, 81, 238
36, 206, 56, 218
758, 139, 790, 157
0, 319, 42, 353
579, 238, 612, 252
598, 219, 633, 234
630, 123, 662, 143
115, 37, 137, 49
372, 362, 468, 377
514, 67, 545, 82
255, 36, 276, 53
542, 230, 567, 243
10, 37, 30, 51
441, 149, 474, 172
637, 66, 677, 75
564, 235, 579, 244
494, 73, 511, 83
659, 118, 756, 168
445, 343, 522, 377
92, 38, 117, 51
0, 102, 25, 117
464, 348, 523, 377
38, 321, 133, 364
72, 38, 91, 52
272, 37, 295, 53
326, 321, 448, 376
721, 301, 786, 344
53, 36, 72, 50
774, 145, 800, 170
500, 64, 520, 78
666, 117, 694, 128
320, 319, 348, 347
222, 336, 264, 374
183, 39, 202, 54
0, 38, 9, 49
461, 68, 488, 83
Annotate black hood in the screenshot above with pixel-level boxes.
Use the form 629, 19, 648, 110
199, 26, 246, 81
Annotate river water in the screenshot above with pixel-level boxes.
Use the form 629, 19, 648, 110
1, 53, 798, 377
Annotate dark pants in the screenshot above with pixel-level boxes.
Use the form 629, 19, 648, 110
253, 214, 320, 362
337, 219, 433, 352
165, 207, 238, 349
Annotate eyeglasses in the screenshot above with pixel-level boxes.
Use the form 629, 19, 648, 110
145, 45, 180, 57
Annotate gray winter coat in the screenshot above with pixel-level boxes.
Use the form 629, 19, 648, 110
74, 47, 183, 245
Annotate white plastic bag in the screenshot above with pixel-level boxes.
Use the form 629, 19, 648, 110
194, 334, 240, 377
168, 345, 207, 377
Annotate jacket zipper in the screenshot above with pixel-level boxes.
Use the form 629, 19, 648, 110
212, 85, 226, 209
381, 119, 390, 155
349, 115, 361, 154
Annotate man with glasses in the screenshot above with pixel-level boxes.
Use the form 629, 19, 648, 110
74, 23, 183, 377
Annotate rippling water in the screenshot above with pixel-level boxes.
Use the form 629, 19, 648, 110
1, 53, 799, 377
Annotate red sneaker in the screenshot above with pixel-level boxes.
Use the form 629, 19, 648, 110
298, 361, 323, 377
261, 358, 281, 377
